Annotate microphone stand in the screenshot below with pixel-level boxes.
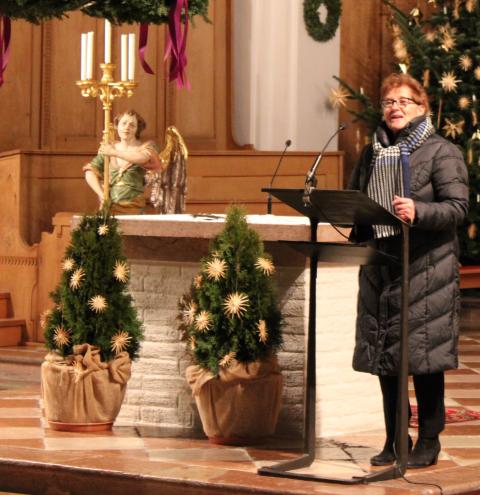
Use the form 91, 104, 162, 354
267, 139, 292, 214
303, 124, 346, 206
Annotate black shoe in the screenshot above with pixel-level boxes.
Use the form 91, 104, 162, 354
407, 437, 441, 469
370, 436, 413, 466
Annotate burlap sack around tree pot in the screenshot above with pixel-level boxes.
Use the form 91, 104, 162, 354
41, 343, 131, 430
186, 355, 283, 443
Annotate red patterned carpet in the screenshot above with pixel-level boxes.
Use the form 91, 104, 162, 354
410, 405, 480, 428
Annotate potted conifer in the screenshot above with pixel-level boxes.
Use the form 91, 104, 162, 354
41, 212, 143, 431
179, 206, 283, 444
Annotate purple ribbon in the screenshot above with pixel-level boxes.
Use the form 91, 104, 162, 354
164, 0, 190, 89
0, 17, 11, 87
139, 23, 155, 75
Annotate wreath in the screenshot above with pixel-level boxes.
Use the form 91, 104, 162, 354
303, 0, 342, 43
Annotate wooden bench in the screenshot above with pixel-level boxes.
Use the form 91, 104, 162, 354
460, 266, 480, 289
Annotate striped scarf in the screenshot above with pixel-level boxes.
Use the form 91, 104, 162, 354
367, 116, 435, 239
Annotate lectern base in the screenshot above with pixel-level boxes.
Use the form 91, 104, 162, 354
258, 455, 403, 484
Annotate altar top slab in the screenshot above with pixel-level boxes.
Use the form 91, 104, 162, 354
73, 214, 349, 243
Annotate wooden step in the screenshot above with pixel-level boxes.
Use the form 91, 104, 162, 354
0, 292, 12, 319
0, 319, 24, 347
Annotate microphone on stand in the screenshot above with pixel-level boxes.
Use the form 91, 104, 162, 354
303, 123, 347, 206
267, 139, 292, 214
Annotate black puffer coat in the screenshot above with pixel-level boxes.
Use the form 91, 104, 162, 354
349, 120, 469, 376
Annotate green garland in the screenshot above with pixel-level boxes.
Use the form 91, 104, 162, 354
303, 0, 342, 43
0, 0, 209, 24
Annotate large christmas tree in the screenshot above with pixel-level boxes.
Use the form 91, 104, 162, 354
334, 0, 480, 263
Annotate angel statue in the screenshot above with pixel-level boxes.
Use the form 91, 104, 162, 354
84, 110, 188, 215
83, 109, 162, 215
147, 126, 188, 214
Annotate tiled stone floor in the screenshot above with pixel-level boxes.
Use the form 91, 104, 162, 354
0, 329, 480, 493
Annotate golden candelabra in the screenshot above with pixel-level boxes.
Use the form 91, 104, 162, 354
76, 26, 137, 202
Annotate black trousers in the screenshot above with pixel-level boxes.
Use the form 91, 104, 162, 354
379, 372, 445, 440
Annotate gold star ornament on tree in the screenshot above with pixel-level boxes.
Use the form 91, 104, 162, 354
69, 268, 85, 290
329, 86, 350, 109
440, 71, 461, 92
442, 118, 465, 139
474, 67, 480, 81
458, 96, 471, 110
205, 258, 227, 281
459, 55, 473, 72
183, 301, 197, 325
219, 351, 236, 368
110, 331, 132, 354
223, 292, 249, 318
62, 258, 75, 271
98, 224, 109, 236
255, 257, 275, 276
194, 310, 212, 332
53, 325, 71, 347
113, 260, 129, 283
40, 309, 52, 329
89, 295, 107, 313
257, 320, 268, 343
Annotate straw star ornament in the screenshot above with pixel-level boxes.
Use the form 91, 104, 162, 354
440, 72, 461, 93
194, 275, 203, 289
458, 96, 471, 110
459, 55, 473, 72
98, 224, 109, 236
53, 325, 71, 347
70, 268, 85, 290
183, 301, 197, 325
62, 258, 75, 271
442, 118, 465, 139
195, 310, 212, 332
40, 309, 52, 329
113, 260, 129, 283
223, 292, 249, 318
89, 295, 108, 312
219, 351, 236, 368
329, 87, 350, 109
474, 67, 480, 81
205, 258, 227, 281
255, 257, 275, 276
257, 320, 268, 343
110, 331, 132, 354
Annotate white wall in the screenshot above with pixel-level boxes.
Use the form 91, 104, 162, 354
232, 0, 340, 152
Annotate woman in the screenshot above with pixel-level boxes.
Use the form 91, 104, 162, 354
84, 110, 162, 214
349, 73, 468, 468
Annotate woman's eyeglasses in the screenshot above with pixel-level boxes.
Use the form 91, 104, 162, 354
380, 97, 419, 109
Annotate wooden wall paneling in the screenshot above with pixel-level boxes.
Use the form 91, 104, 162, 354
168, 0, 234, 150
338, 0, 383, 184
0, 152, 39, 340
41, 12, 99, 150
0, 20, 41, 151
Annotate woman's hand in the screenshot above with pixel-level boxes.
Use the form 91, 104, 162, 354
98, 143, 116, 156
392, 195, 416, 223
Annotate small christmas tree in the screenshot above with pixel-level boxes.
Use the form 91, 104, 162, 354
179, 206, 283, 375
42, 212, 143, 361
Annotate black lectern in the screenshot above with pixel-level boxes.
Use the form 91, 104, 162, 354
258, 188, 410, 484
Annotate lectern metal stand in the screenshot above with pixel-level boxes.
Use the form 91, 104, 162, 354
258, 188, 410, 484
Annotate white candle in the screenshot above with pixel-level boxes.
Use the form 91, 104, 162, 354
473, 94, 477, 103
128, 33, 135, 80
86, 31, 94, 80
120, 34, 128, 81
360, 86, 364, 95
81, 33, 87, 80
104, 19, 112, 64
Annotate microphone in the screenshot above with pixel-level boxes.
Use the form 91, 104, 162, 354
267, 139, 292, 214
303, 123, 347, 206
